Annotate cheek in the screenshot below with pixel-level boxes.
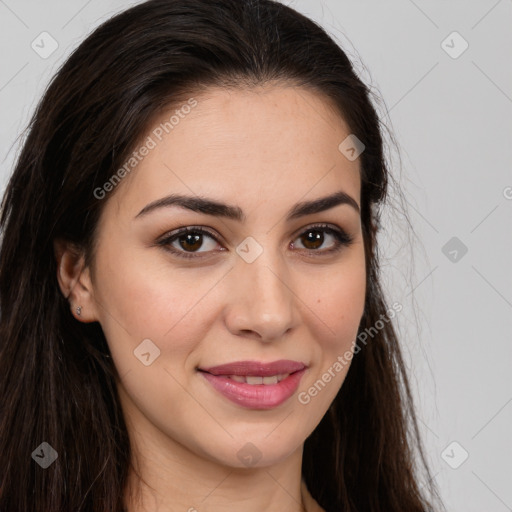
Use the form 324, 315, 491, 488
91, 247, 223, 363
306, 256, 366, 348
297, 254, 365, 404
291, 266, 365, 437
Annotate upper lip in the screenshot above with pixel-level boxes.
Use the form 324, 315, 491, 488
199, 360, 306, 377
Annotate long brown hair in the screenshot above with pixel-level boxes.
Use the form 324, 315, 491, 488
0, 0, 444, 510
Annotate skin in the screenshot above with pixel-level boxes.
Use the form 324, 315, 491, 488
55, 84, 366, 512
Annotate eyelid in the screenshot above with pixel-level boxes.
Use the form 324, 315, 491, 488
157, 225, 223, 246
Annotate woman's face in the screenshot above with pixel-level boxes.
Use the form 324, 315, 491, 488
83, 85, 366, 468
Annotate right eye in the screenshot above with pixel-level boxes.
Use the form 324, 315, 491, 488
157, 226, 224, 259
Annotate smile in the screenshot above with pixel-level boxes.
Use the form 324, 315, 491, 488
198, 360, 307, 410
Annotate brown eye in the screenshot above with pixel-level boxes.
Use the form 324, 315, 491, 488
299, 229, 325, 250
177, 232, 203, 252
292, 224, 353, 254
158, 224, 353, 261
158, 227, 221, 259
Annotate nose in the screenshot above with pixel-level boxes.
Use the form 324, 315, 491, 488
224, 248, 300, 342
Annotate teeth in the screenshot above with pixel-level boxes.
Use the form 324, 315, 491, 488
246, 376, 263, 385
225, 373, 290, 385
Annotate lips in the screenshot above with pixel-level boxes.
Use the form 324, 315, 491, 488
198, 360, 307, 409
200, 360, 306, 377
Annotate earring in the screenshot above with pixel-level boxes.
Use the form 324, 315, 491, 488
76, 306, 82, 316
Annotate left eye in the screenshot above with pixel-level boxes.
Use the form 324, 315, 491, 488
292, 226, 351, 252
157, 224, 353, 260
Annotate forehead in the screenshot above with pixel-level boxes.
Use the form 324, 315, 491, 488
105, 85, 361, 220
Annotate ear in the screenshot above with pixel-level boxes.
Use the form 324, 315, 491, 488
54, 238, 100, 323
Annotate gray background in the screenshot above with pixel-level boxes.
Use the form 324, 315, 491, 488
1, 1, 511, 510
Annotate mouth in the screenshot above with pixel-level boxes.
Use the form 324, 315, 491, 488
197, 360, 307, 409
203, 373, 292, 385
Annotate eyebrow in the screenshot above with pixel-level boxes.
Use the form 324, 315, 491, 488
135, 190, 360, 221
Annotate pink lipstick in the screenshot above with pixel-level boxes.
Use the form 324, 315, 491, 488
199, 359, 306, 410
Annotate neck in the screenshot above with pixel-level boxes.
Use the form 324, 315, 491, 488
124, 442, 314, 512
121, 404, 323, 512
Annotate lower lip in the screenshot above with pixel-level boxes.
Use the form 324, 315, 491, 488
200, 369, 306, 410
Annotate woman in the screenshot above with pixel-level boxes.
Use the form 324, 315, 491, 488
0, 0, 444, 510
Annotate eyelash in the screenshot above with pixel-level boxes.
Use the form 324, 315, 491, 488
156, 224, 354, 260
